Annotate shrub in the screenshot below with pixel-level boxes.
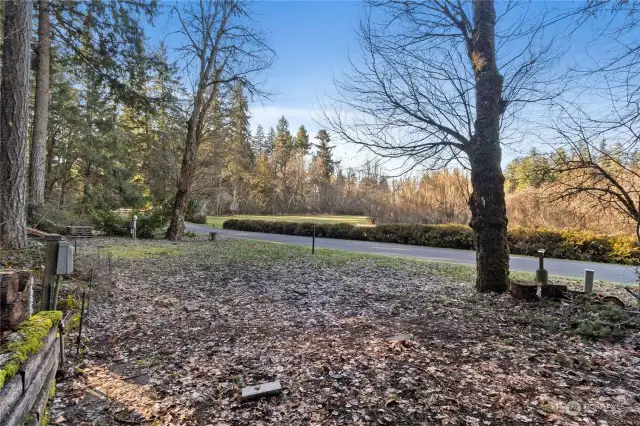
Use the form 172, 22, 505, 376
136, 210, 169, 239
91, 210, 129, 236
186, 214, 207, 224
36, 218, 61, 234
222, 219, 640, 264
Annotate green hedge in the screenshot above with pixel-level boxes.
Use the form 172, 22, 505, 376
222, 219, 640, 265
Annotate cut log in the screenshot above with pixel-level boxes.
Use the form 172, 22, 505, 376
510, 280, 538, 301
0, 301, 25, 332
540, 284, 568, 300
1, 272, 19, 304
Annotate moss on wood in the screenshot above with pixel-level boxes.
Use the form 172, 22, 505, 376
0, 311, 61, 390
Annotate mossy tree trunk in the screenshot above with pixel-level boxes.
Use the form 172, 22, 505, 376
467, 0, 510, 293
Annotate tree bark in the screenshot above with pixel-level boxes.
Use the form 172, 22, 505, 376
0, 0, 33, 249
166, 116, 200, 240
28, 0, 51, 214
467, 0, 510, 293
0, 272, 19, 305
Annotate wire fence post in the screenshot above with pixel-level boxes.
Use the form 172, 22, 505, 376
77, 289, 86, 357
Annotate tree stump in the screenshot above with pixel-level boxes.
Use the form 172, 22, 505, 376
15, 270, 32, 292
0, 301, 25, 332
510, 280, 538, 301
540, 284, 568, 300
1, 272, 18, 304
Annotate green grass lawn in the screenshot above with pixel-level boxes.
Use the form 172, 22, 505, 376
206, 214, 370, 228
102, 237, 632, 293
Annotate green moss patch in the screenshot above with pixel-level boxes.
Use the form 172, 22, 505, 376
0, 311, 62, 390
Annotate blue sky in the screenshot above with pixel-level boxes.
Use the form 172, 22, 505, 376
149, 1, 372, 169
245, 1, 363, 166
147, 1, 635, 172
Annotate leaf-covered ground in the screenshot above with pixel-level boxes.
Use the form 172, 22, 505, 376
50, 237, 640, 425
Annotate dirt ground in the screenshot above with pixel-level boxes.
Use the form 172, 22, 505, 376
49, 237, 640, 425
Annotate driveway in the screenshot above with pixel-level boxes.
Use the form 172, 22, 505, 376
185, 222, 638, 284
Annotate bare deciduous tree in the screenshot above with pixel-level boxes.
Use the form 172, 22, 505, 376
165, 0, 274, 240
547, 1, 640, 240
324, 0, 565, 292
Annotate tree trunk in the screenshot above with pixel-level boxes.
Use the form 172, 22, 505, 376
0, 0, 33, 249
467, 0, 509, 293
82, 161, 91, 212
28, 0, 50, 217
166, 117, 199, 240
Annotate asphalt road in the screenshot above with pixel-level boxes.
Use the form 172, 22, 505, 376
185, 222, 638, 284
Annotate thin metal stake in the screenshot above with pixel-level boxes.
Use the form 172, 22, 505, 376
77, 289, 86, 357
59, 322, 66, 365
312, 226, 316, 254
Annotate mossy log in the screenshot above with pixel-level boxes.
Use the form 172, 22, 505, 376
510, 280, 538, 301
541, 284, 568, 300
1, 273, 18, 305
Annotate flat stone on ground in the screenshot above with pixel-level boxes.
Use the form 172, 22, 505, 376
389, 334, 413, 342
184, 304, 199, 313
240, 380, 282, 401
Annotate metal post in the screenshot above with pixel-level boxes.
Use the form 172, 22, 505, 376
312, 226, 316, 254
538, 249, 545, 270
77, 290, 86, 357
133, 215, 138, 240
59, 322, 66, 365
108, 251, 112, 285
536, 248, 548, 286
584, 269, 595, 294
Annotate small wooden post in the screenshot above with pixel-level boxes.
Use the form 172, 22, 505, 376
584, 269, 594, 294
209, 232, 217, 241
312, 226, 316, 254
41, 234, 62, 311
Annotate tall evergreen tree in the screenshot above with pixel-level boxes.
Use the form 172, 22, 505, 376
274, 116, 293, 166
265, 127, 276, 155
295, 125, 310, 153
253, 124, 266, 155
28, 0, 51, 214
227, 82, 253, 166
313, 130, 337, 180
0, 0, 32, 249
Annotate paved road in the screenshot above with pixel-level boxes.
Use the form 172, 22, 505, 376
185, 222, 637, 284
